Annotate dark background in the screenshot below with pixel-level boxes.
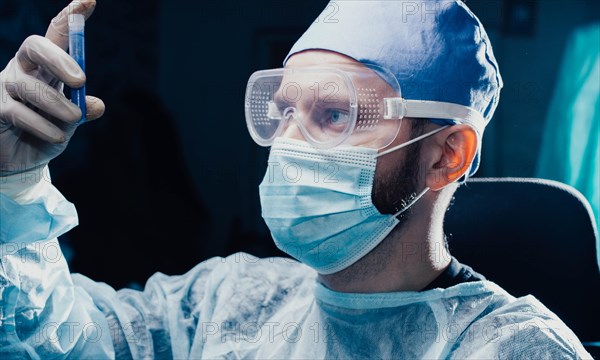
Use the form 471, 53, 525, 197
1, 0, 598, 289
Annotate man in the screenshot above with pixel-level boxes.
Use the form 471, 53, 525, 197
0, 0, 592, 358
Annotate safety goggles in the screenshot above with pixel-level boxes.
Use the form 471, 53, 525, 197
245, 63, 484, 149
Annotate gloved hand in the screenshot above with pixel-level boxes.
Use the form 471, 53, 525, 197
0, 0, 105, 176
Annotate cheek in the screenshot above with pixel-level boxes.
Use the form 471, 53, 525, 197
371, 164, 387, 213
374, 147, 406, 182
372, 150, 407, 212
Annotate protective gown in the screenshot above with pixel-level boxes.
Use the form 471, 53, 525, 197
0, 170, 592, 359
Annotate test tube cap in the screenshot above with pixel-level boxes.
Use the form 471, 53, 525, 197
68, 13, 85, 32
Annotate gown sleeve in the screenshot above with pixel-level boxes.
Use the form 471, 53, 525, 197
0, 167, 223, 359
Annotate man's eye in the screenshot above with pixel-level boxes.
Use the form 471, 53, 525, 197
328, 110, 350, 125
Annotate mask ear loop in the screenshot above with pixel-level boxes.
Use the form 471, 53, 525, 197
375, 125, 450, 158
394, 187, 430, 217
373, 124, 450, 217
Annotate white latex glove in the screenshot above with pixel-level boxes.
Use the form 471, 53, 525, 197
0, 0, 105, 176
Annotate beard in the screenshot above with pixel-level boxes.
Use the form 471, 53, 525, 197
371, 122, 425, 229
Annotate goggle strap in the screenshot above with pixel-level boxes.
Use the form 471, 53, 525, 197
384, 98, 486, 131
383, 97, 407, 119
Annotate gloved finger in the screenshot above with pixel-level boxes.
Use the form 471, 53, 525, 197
17, 35, 85, 88
0, 96, 65, 143
45, 0, 97, 51
84, 95, 105, 122
6, 71, 82, 123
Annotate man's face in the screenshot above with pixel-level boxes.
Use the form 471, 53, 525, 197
285, 50, 424, 219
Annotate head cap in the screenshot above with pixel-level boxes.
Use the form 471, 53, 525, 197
285, 0, 503, 175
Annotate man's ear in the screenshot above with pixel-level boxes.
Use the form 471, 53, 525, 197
425, 125, 478, 191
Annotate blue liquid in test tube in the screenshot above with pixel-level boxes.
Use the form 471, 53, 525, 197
68, 13, 86, 124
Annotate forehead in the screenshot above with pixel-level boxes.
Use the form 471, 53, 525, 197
283, 50, 397, 95
286, 50, 360, 67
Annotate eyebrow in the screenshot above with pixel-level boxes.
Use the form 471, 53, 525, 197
318, 87, 351, 106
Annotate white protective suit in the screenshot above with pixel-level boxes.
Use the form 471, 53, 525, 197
0, 167, 592, 359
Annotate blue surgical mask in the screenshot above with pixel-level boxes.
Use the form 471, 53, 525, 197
259, 127, 448, 274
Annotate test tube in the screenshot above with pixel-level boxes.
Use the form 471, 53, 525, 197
68, 13, 86, 124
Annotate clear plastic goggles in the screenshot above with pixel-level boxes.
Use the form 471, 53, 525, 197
245, 64, 485, 149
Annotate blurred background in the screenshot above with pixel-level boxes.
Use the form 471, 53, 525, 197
1, 0, 598, 291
